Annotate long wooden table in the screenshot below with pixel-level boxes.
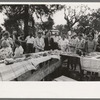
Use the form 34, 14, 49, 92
60, 52, 100, 80
60, 53, 83, 80
0, 52, 60, 81
60, 52, 100, 73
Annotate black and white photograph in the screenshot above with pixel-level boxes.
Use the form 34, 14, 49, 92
0, 2, 100, 82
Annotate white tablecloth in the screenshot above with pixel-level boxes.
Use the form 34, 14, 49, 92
80, 56, 100, 72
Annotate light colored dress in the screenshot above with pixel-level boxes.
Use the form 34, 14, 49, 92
76, 38, 85, 50
34, 37, 45, 52
86, 40, 97, 53
69, 38, 77, 53
0, 47, 13, 60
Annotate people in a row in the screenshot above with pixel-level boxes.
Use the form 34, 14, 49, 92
0, 29, 100, 59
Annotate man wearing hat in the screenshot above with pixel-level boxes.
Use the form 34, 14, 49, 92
34, 30, 45, 52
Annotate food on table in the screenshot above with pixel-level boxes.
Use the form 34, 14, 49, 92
4, 58, 14, 65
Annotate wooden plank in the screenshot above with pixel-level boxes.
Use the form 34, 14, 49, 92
26, 60, 61, 81
53, 75, 77, 81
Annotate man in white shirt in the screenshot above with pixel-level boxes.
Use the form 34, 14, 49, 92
34, 31, 45, 52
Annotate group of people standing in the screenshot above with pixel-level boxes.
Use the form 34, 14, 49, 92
0, 29, 100, 60
68, 32, 97, 55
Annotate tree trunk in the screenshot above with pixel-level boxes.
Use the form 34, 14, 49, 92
31, 16, 35, 36
24, 5, 29, 38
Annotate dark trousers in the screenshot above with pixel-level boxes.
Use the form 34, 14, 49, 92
26, 43, 33, 53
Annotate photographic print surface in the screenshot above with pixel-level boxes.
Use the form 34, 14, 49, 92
0, 2, 100, 81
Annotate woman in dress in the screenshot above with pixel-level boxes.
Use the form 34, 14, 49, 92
85, 34, 97, 54
25, 32, 34, 53
0, 40, 13, 60
1, 31, 14, 49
